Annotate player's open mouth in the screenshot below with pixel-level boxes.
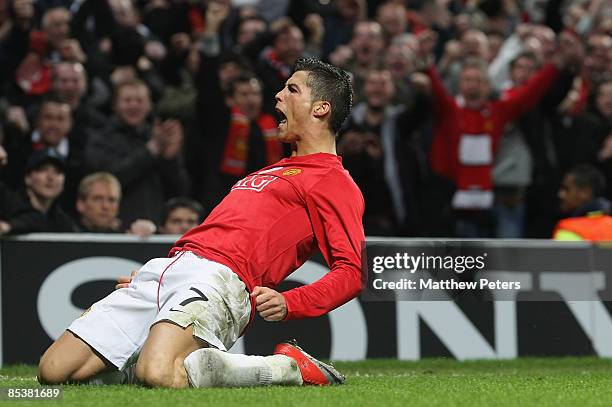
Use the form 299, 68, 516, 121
276, 108, 288, 126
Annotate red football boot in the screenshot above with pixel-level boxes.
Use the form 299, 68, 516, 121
273, 339, 345, 385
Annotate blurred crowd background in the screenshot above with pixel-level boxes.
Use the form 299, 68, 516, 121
0, 0, 610, 238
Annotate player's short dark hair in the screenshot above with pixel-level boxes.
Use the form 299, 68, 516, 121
161, 197, 205, 225
568, 164, 606, 196
225, 72, 262, 98
293, 58, 353, 134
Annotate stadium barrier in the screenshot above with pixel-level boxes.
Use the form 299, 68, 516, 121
1, 234, 611, 365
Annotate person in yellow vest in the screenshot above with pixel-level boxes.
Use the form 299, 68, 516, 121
553, 164, 612, 241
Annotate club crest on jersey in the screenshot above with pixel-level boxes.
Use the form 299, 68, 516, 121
232, 174, 277, 192
282, 168, 302, 176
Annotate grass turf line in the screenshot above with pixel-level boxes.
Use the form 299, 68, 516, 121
1, 358, 612, 406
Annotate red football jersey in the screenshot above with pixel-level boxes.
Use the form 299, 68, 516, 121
170, 153, 365, 320
427, 63, 559, 208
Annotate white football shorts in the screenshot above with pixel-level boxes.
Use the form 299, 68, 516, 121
67, 251, 251, 369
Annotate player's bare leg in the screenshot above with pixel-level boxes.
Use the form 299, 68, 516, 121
38, 331, 113, 384
135, 321, 203, 388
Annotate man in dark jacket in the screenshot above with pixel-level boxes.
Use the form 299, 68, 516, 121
2, 95, 77, 188
0, 149, 77, 235
2, 93, 91, 217
339, 68, 431, 236
52, 62, 107, 153
85, 79, 191, 226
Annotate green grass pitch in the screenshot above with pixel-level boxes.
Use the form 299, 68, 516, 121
2, 358, 612, 406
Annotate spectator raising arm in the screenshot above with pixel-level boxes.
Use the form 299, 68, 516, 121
497, 30, 584, 124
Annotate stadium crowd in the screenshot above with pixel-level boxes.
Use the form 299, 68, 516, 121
0, 0, 610, 238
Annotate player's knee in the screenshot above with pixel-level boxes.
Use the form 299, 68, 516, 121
38, 354, 70, 385
38, 349, 100, 384
135, 358, 181, 388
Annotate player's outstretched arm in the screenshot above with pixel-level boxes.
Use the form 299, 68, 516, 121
283, 169, 365, 320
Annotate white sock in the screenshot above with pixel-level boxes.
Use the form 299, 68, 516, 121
265, 355, 303, 385
183, 349, 303, 387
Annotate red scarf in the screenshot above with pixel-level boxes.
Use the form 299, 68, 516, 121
220, 107, 282, 176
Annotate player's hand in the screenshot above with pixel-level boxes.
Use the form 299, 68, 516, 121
251, 286, 287, 321
115, 269, 138, 290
